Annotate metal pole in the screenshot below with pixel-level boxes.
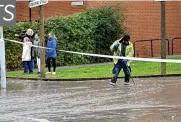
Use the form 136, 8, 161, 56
29, 0, 32, 22
151, 40, 153, 57
161, 1, 166, 75
39, 5, 45, 78
29, 8, 32, 22
133, 42, 136, 57
167, 39, 169, 55
0, 26, 6, 89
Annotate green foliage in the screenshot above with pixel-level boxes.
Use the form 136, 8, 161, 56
4, 22, 39, 70
4, 5, 125, 70
45, 5, 125, 65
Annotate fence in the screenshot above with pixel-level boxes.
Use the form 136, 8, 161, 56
172, 37, 181, 55
133, 39, 170, 57
133, 37, 181, 57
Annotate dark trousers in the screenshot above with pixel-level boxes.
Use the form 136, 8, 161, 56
47, 58, 56, 72
23, 61, 33, 73
30, 59, 34, 71
111, 60, 131, 83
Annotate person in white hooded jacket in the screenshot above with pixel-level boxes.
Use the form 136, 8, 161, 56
22, 37, 32, 73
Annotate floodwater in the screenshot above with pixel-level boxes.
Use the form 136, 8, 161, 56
0, 77, 181, 122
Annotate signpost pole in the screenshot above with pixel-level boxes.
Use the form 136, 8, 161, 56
161, 1, 166, 75
29, 0, 48, 78
39, 5, 45, 78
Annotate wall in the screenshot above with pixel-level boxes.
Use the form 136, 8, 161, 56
16, 1, 181, 57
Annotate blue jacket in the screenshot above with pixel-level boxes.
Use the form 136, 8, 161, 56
46, 37, 57, 58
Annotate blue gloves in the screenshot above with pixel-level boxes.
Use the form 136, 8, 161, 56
122, 59, 128, 64
113, 43, 119, 49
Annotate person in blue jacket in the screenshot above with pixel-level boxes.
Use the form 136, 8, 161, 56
46, 32, 57, 75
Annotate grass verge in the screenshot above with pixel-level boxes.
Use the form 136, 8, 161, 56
7, 56, 181, 79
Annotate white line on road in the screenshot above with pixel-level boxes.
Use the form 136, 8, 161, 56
27, 117, 51, 122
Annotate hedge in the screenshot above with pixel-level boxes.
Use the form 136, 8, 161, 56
4, 5, 125, 70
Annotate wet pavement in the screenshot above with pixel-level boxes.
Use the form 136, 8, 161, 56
0, 77, 181, 122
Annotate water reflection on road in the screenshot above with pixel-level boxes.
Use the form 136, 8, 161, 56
0, 77, 181, 122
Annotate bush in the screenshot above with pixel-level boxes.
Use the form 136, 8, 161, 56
4, 22, 39, 71
4, 5, 125, 70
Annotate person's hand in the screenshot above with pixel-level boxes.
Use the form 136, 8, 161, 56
113, 43, 119, 49
118, 37, 124, 43
122, 59, 128, 64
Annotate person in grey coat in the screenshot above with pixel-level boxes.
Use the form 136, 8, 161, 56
33, 33, 41, 74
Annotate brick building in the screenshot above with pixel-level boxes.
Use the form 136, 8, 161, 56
16, 1, 181, 57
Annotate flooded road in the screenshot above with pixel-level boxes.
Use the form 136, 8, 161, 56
0, 77, 181, 122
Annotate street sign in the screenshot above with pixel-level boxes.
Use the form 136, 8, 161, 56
71, 1, 84, 6
154, 0, 166, 1
29, 0, 48, 8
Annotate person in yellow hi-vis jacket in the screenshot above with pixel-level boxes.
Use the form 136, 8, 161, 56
110, 33, 134, 86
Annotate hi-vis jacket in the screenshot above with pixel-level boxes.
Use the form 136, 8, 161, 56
110, 40, 134, 66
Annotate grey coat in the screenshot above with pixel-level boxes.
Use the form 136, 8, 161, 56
33, 39, 40, 58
